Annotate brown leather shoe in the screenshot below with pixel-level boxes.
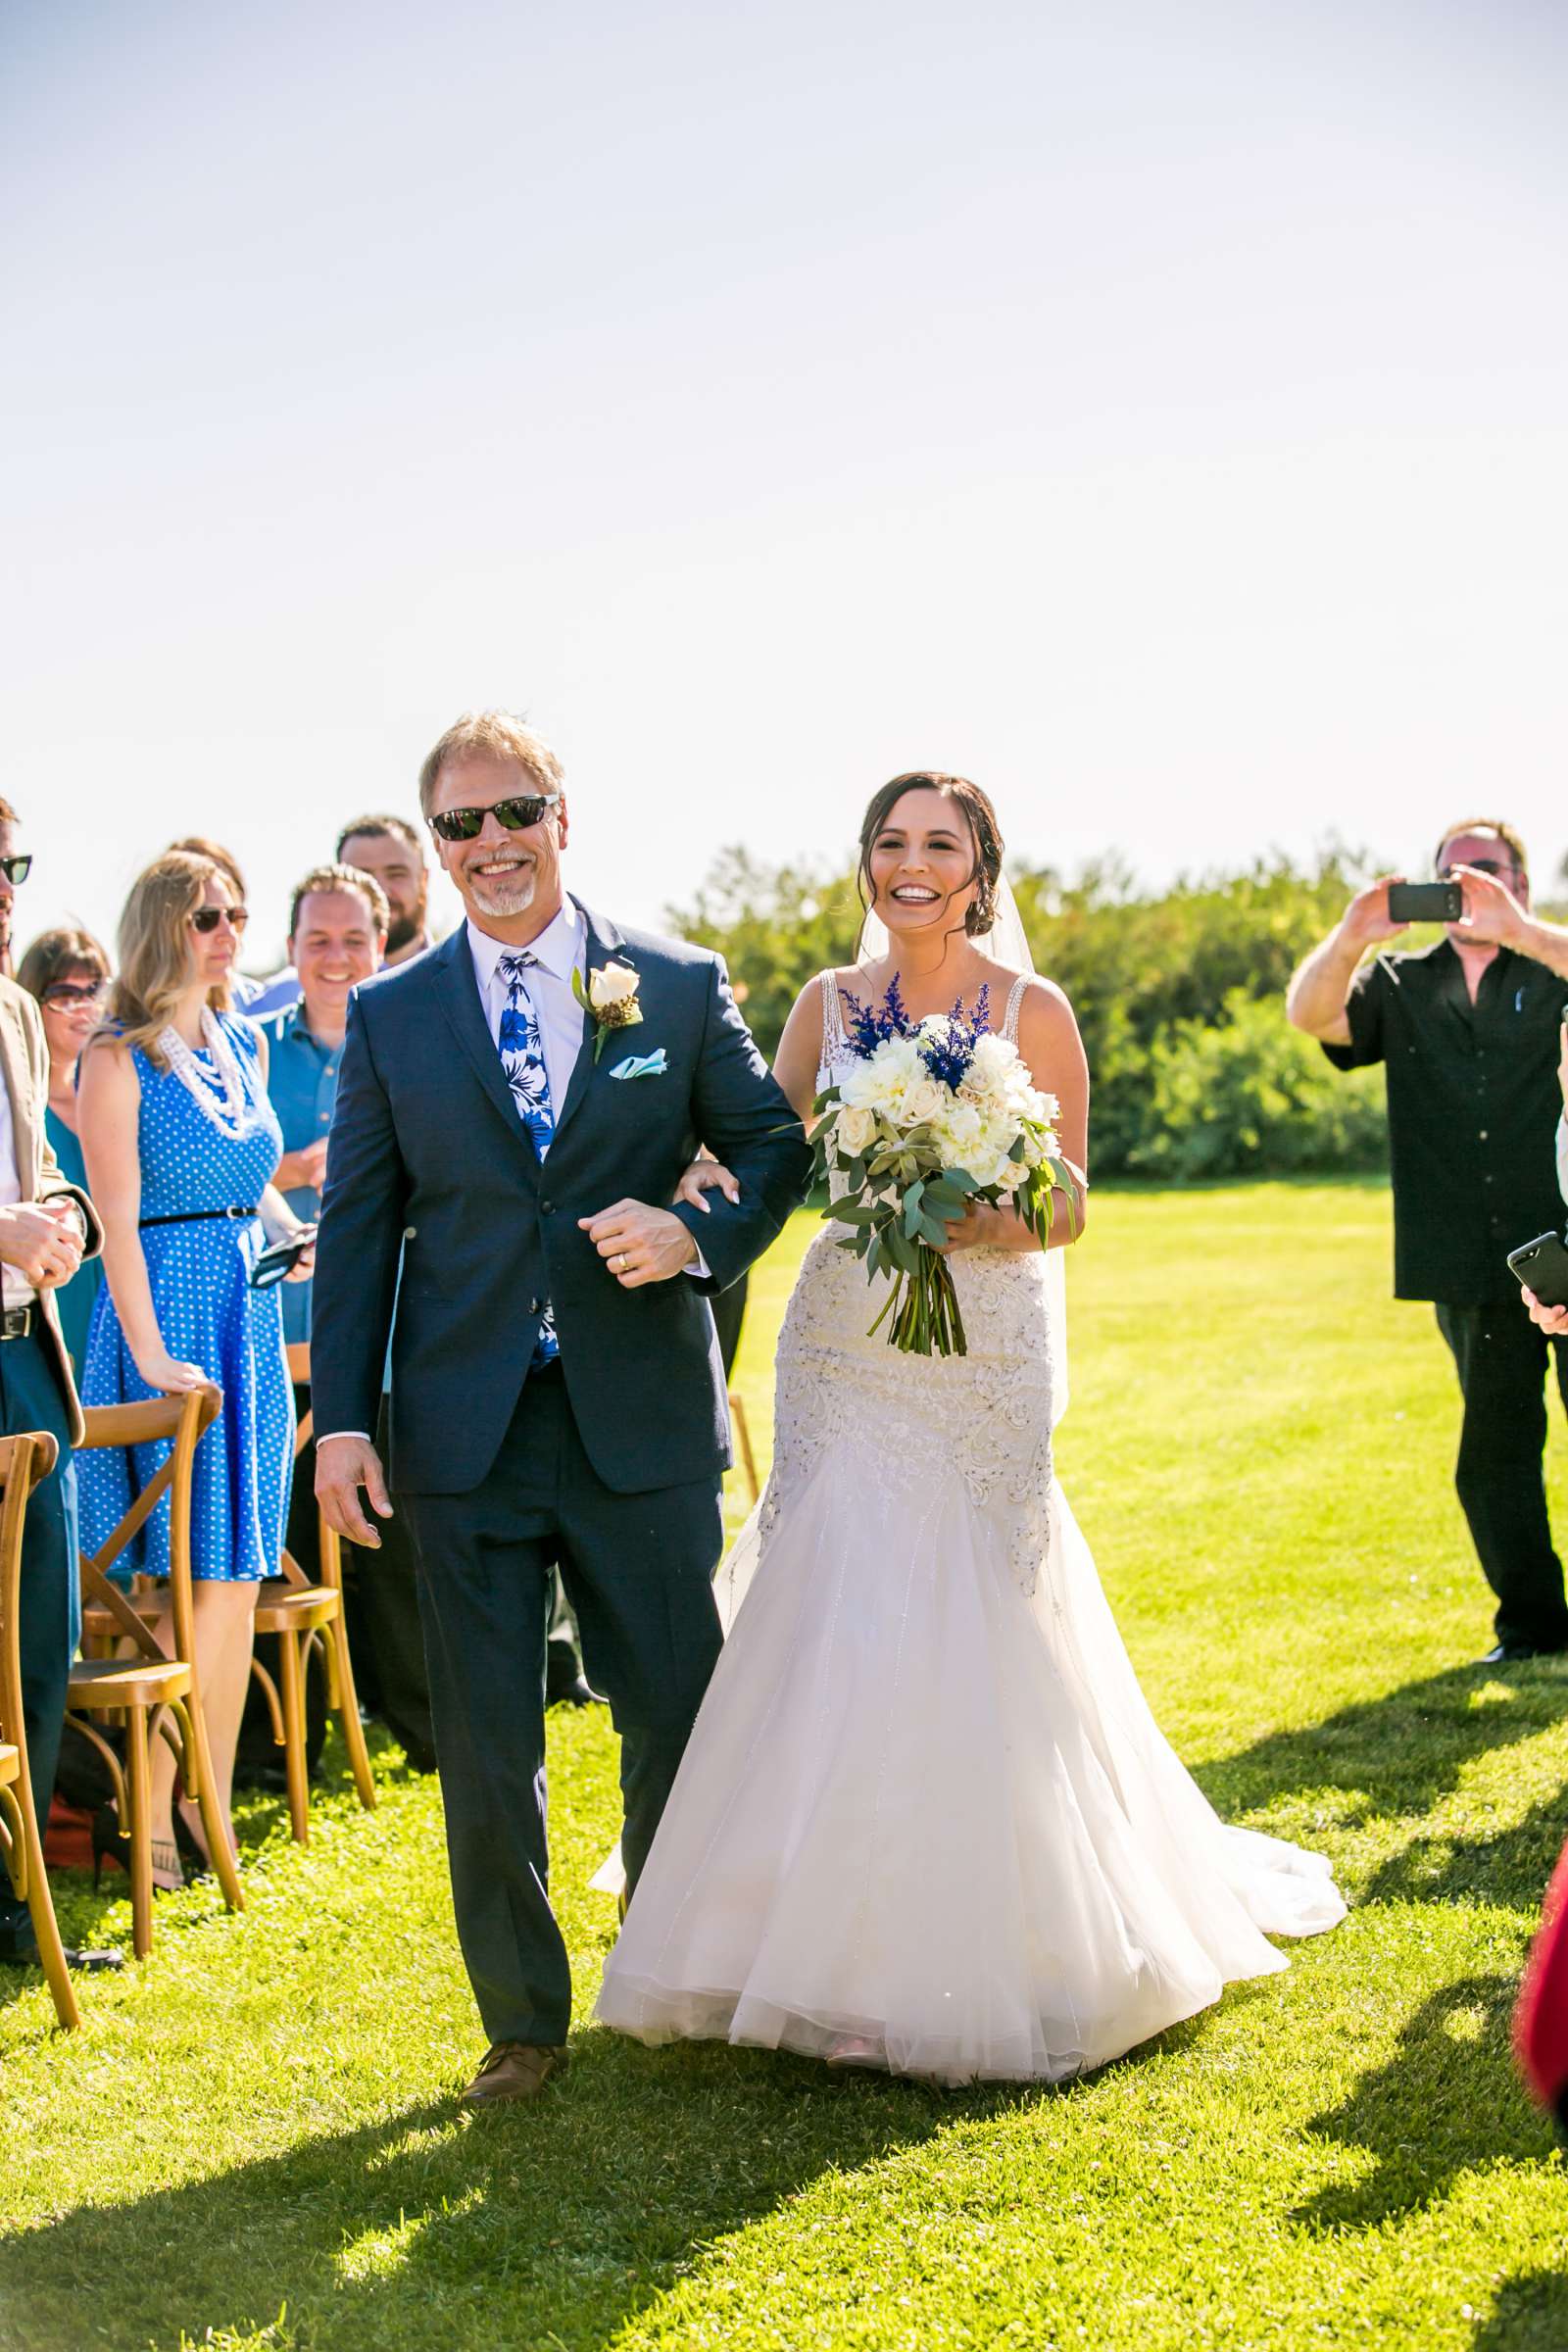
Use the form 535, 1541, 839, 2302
461, 2041, 566, 2107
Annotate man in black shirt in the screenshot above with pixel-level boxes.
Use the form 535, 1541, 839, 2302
1288, 820, 1568, 1662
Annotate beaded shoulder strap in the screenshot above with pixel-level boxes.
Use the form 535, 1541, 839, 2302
818, 969, 850, 1061
1001, 974, 1030, 1044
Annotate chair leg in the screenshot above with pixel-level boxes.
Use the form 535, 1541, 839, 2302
276, 1629, 310, 1845
124, 1708, 154, 1961
3, 1779, 78, 2030
183, 1688, 245, 1916
327, 1607, 376, 1812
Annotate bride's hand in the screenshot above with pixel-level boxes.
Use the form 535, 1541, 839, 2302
937, 1203, 998, 1253
673, 1158, 740, 1212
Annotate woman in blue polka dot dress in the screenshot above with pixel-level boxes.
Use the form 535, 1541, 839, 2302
78, 852, 316, 1889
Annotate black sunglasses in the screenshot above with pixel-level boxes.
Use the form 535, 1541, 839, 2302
428, 793, 561, 843
191, 904, 249, 934
0, 857, 32, 886
1439, 858, 1519, 883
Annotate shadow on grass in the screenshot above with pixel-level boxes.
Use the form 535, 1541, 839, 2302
1197, 1659, 1568, 1841
0, 2029, 1057, 2352
1472, 2270, 1568, 2350
1293, 1973, 1554, 2233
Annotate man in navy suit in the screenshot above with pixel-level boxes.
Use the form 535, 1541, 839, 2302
312, 710, 810, 2105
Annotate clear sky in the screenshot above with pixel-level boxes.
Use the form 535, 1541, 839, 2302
5, 0, 1566, 972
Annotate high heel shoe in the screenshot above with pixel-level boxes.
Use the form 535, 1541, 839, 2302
173, 1808, 213, 1882
90, 1805, 186, 1893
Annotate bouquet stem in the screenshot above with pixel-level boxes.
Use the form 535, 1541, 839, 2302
869, 1250, 969, 1357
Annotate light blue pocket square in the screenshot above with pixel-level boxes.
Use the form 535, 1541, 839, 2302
609, 1049, 667, 1081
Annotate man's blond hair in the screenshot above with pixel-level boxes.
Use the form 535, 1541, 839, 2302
417, 711, 564, 818
1434, 817, 1530, 883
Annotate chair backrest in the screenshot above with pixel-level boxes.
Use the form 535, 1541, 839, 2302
279, 1341, 341, 1592
75, 1388, 221, 1665
0, 1432, 60, 1750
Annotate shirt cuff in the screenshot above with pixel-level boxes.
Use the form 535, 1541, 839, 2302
683, 1249, 711, 1281
317, 1431, 373, 1445
1556, 1112, 1568, 1208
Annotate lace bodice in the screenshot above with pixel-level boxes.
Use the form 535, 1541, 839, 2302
726, 965, 1057, 1605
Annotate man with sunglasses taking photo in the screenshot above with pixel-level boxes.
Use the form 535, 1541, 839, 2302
1289, 820, 1568, 1663
310, 710, 810, 2107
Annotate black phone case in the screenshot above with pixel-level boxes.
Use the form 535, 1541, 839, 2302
1507, 1232, 1568, 1311
1388, 882, 1462, 924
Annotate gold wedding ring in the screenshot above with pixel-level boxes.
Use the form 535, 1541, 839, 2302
614, 1252, 628, 1272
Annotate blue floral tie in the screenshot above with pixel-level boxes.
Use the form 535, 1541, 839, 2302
496, 951, 560, 1367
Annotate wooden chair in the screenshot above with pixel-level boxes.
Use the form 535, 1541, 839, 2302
64, 1386, 243, 1959
0, 1431, 78, 2030
727, 1389, 760, 1506
248, 1341, 374, 1845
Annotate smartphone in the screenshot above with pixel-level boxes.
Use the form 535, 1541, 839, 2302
1388, 881, 1463, 925
1507, 1232, 1568, 1311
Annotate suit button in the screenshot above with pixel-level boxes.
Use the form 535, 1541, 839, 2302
540, 1199, 554, 1214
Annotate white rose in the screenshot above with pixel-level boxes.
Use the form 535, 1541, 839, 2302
994, 1157, 1030, 1193
836, 1104, 877, 1157
898, 1077, 948, 1127
589, 960, 641, 1010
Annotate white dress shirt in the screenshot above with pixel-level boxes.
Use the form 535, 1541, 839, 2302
466, 905, 587, 1112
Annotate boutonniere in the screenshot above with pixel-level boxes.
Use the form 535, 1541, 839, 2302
572, 958, 644, 1061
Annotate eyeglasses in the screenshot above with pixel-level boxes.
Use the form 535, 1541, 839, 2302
190, 905, 249, 935
41, 981, 106, 1010
0, 857, 33, 886
1439, 858, 1519, 883
428, 793, 561, 844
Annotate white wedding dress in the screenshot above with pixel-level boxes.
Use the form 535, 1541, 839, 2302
595, 972, 1346, 2085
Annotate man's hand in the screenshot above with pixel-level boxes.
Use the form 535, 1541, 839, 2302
1522, 1286, 1568, 1339
0, 1200, 83, 1290
579, 1199, 699, 1289
1450, 863, 1530, 952
316, 1434, 394, 1547
274, 1138, 329, 1193
1340, 877, 1411, 951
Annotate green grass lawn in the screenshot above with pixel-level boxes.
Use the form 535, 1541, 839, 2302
5, 1182, 1568, 2351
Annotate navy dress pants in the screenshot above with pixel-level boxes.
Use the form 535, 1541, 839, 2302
402, 1359, 724, 2047
0, 1326, 78, 1959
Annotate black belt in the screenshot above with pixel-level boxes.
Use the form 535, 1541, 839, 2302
0, 1306, 31, 1342
139, 1204, 259, 1229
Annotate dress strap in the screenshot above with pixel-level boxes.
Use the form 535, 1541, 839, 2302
1001, 974, 1030, 1044
818, 970, 849, 1063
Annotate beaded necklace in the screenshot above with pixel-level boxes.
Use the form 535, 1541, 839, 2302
155, 1009, 255, 1141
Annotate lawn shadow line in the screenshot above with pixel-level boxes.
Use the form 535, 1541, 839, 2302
1471, 2268, 1568, 2350
0, 2024, 1067, 2352
1194, 1658, 1568, 1851
1291, 1972, 1556, 2234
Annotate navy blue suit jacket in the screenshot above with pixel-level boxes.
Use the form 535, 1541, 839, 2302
309, 901, 810, 1496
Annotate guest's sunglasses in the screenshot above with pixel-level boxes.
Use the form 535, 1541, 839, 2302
428, 793, 561, 843
0, 857, 32, 886
1439, 858, 1518, 882
42, 980, 106, 1009
190, 905, 249, 934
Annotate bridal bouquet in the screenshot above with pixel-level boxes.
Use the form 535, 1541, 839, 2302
814, 979, 1078, 1357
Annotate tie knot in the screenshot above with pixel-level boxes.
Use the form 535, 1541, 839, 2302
497, 951, 538, 982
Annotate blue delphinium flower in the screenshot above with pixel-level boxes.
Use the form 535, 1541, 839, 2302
916, 984, 992, 1089
841, 971, 912, 1056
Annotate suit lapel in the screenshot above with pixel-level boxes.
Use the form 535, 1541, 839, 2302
429, 929, 544, 1168
550, 901, 626, 1148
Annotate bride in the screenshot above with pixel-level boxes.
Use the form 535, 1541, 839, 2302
595, 770, 1346, 2085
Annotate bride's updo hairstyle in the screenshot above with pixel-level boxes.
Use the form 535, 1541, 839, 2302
856, 771, 1005, 941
